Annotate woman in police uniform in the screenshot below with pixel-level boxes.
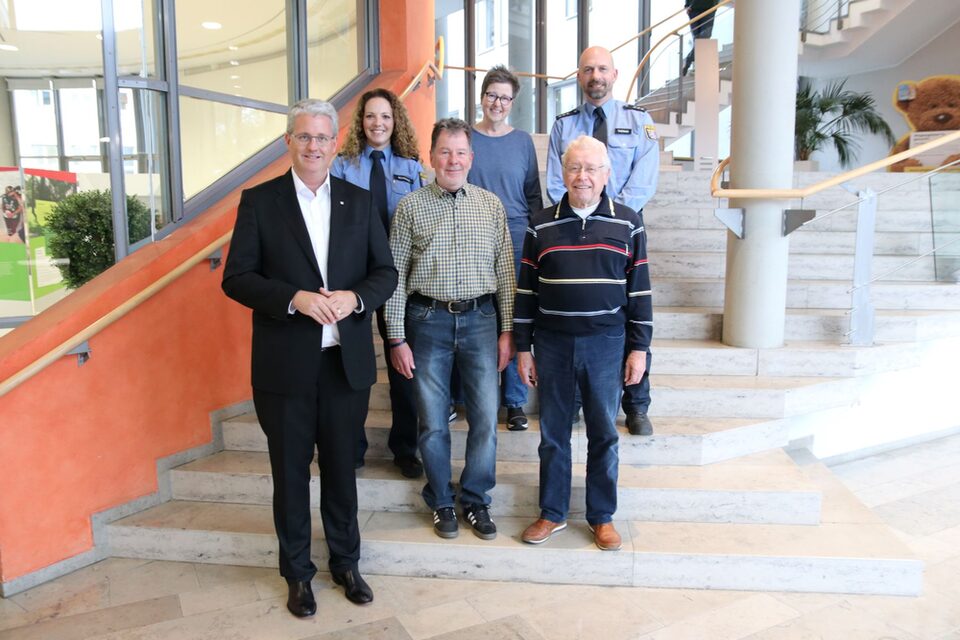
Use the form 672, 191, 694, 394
331, 88, 425, 477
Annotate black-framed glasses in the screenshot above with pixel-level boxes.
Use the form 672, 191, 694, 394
483, 92, 514, 105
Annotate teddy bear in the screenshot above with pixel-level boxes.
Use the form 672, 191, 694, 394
889, 75, 960, 172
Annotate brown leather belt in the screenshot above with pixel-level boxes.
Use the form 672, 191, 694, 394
408, 292, 493, 313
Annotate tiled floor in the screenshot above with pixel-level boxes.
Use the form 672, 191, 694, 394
4, 434, 960, 640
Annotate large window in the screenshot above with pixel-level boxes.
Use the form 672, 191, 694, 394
0, 0, 376, 325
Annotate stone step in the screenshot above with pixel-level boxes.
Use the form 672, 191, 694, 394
222, 410, 788, 466
645, 307, 960, 342
169, 449, 821, 525
646, 228, 935, 256
362, 370, 854, 418
105, 494, 920, 595
372, 308, 960, 345
652, 277, 960, 310
649, 251, 936, 281
651, 339, 918, 377
376, 337, 914, 378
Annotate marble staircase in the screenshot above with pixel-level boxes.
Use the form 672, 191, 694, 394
102, 170, 960, 597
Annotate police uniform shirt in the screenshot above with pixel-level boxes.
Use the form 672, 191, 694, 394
546, 99, 660, 214
330, 145, 425, 221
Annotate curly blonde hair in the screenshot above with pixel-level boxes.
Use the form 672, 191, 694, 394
339, 89, 421, 162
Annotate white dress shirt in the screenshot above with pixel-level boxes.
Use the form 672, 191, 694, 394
291, 169, 340, 348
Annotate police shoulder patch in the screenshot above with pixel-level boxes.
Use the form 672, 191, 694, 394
555, 107, 579, 119
623, 103, 647, 112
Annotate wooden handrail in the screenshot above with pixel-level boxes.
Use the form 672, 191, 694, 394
443, 65, 566, 82
400, 37, 445, 100
0, 231, 233, 398
709, 130, 960, 200
440, 6, 690, 85
625, 0, 733, 100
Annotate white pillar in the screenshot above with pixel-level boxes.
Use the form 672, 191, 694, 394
693, 38, 719, 170
722, 0, 801, 348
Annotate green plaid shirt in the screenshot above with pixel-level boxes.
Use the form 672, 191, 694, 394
385, 182, 516, 339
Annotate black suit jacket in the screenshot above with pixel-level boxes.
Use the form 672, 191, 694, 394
222, 171, 398, 395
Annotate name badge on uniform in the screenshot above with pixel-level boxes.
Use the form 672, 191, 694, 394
614, 127, 632, 135
644, 124, 658, 140
394, 175, 414, 184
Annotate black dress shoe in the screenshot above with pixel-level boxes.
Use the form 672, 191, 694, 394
285, 579, 316, 617
394, 455, 424, 479
626, 412, 654, 436
332, 568, 374, 605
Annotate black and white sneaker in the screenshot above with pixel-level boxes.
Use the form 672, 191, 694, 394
506, 407, 529, 431
463, 504, 497, 540
433, 507, 459, 539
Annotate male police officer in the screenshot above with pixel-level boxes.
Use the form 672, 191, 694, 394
545, 45, 658, 437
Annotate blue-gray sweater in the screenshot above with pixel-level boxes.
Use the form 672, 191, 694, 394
513, 193, 652, 352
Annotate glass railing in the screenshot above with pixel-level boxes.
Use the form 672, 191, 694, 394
930, 169, 960, 282
800, 0, 853, 37
712, 147, 960, 345
631, 3, 734, 158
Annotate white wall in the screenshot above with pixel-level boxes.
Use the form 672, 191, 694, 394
810, 20, 960, 173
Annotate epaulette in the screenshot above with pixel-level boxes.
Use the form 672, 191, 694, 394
555, 107, 579, 120
624, 103, 647, 112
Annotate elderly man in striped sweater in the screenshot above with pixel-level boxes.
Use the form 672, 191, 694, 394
515, 135, 652, 551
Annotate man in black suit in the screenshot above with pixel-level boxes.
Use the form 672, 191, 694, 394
222, 99, 397, 618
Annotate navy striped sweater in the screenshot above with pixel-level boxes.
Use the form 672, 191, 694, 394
513, 193, 653, 352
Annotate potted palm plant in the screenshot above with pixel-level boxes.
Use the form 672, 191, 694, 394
795, 78, 896, 170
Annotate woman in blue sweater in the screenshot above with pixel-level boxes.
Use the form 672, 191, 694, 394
468, 65, 543, 431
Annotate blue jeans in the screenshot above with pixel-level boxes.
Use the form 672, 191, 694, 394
502, 229, 528, 409
535, 327, 623, 525
406, 297, 499, 509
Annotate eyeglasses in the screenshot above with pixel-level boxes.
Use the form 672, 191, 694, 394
563, 164, 606, 176
483, 92, 514, 105
291, 133, 335, 146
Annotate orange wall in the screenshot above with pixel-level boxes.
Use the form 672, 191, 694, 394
0, 2, 435, 586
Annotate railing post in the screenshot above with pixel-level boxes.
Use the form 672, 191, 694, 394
848, 188, 876, 346
836, 0, 844, 30
676, 34, 684, 125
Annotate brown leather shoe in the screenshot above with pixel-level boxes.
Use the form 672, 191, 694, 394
589, 522, 622, 551
521, 518, 567, 544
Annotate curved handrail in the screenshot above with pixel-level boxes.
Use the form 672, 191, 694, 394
442, 65, 567, 82
625, 0, 734, 100
440, 6, 690, 85
709, 130, 960, 200
400, 37, 445, 100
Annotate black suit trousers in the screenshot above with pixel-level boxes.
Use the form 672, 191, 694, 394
368, 308, 419, 462
253, 348, 370, 580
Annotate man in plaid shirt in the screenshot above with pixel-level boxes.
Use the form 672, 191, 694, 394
385, 118, 516, 541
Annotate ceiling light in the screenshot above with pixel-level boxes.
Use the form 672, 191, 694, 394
201, 21, 222, 30
229, 75, 240, 79
95, 34, 103, 40
0, 44, 18, 52
233, 85, 241, 89
228, 45, 239, 51
229, 60, 239, 66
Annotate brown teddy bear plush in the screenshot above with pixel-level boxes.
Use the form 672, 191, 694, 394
889, 75, 960, 172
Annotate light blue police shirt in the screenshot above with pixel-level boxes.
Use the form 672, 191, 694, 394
330, 145, 425, 220
546, 99, 659, 213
